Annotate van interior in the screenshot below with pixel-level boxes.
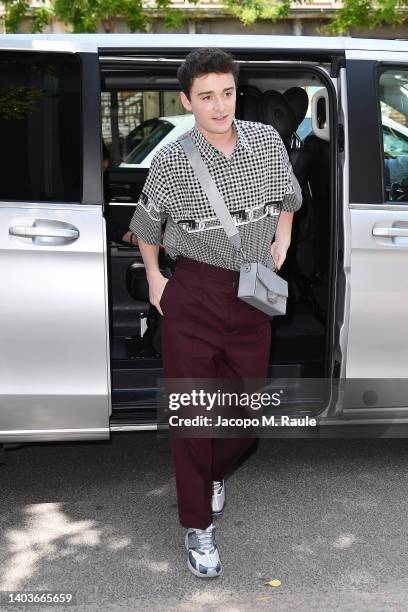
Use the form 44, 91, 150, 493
100, 53, 338, 426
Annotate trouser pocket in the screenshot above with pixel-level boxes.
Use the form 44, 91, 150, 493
159, 276, 175, 314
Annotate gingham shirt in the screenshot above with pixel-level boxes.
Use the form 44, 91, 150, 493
129, 118, 302, 271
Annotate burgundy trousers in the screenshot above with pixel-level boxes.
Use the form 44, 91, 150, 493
161, 256, 272, 529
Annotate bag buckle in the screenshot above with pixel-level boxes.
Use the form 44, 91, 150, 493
238, 247, 250, 268
267, 290, 278, 303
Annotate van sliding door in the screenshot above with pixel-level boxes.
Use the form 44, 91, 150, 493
343, 50, 408, 421
0, 40, 110, 442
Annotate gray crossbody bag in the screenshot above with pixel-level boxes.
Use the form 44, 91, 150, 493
178, 133, 288, 317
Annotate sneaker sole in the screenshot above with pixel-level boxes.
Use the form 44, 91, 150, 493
184, 533, 223, 579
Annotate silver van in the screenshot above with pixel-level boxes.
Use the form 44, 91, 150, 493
1, 33, 408, 444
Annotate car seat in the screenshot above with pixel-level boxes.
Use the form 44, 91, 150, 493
259, 88, 316, 306
236, 85, 263, 122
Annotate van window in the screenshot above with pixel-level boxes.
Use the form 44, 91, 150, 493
101, 90, 192, 168
379, 68, 408, 202
0, 52, 81, 203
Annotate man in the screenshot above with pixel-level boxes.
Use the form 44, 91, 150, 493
129, 48, 302, 578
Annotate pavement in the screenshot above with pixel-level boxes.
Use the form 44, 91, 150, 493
1, 434, 408, 611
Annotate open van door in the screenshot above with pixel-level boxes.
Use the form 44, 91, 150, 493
0, 38, 110, 442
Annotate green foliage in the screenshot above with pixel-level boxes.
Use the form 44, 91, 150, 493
155, 0, 200, 30
54, 0, 145, 33
30, 4, 53, 32
2, 0, 28, 32
1, 0, 52, 32
220, 0, 408, 33
51, 0, 201, 33
0, 0, 184, 33
163, 8, 189, 29
323, 0, 408, 34
222, 0, 292, 26
0, 84, 43, 119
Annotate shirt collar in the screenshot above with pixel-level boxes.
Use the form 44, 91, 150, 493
189, 117, 253, 166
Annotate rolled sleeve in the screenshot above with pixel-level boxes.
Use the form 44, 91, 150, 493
277, 137, 303, 213
129, 153, 169, 245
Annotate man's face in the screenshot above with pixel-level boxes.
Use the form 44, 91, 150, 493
180, 72, 236, 135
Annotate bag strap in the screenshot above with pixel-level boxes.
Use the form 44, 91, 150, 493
178, 132, 242, 252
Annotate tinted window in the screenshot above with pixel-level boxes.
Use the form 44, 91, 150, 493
0, 52, 81, 202
379, 68, 408, 201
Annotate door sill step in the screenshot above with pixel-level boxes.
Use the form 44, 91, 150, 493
110, 422, 157, 432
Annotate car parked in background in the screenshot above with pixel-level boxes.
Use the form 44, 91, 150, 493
120, 114, 195, 168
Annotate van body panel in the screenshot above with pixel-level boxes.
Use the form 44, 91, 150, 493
2, 33, 408, 54
0, 37, 98, 53
0, 205, 110, 441
346, 206, 408, 378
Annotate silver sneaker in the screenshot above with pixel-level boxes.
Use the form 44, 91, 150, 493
211, 480, 226, 516
185, 523, 222, 578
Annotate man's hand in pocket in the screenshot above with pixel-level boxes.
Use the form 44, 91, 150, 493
271, 240, 289, 271
148, 272, 169, 316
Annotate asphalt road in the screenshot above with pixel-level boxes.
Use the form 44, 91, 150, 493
2, 434, 408, 611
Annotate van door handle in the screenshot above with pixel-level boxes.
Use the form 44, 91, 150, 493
372, 226, 408, 238
9, 219, 80, 245
10, 225, 79, 239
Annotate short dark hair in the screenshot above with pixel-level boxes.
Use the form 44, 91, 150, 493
177, 48, 239, 100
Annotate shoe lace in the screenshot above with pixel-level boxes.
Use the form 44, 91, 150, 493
196, 526, 216, 553
213, 480, 223, 493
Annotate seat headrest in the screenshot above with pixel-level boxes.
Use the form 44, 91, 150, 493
283, 87, 309, 125
260, 90, 297, 140
236, 85, 262, 122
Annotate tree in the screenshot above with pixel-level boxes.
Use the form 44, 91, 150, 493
1, 0, 52, 33
324, 0, 408, 35
221, 0, 293, 27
